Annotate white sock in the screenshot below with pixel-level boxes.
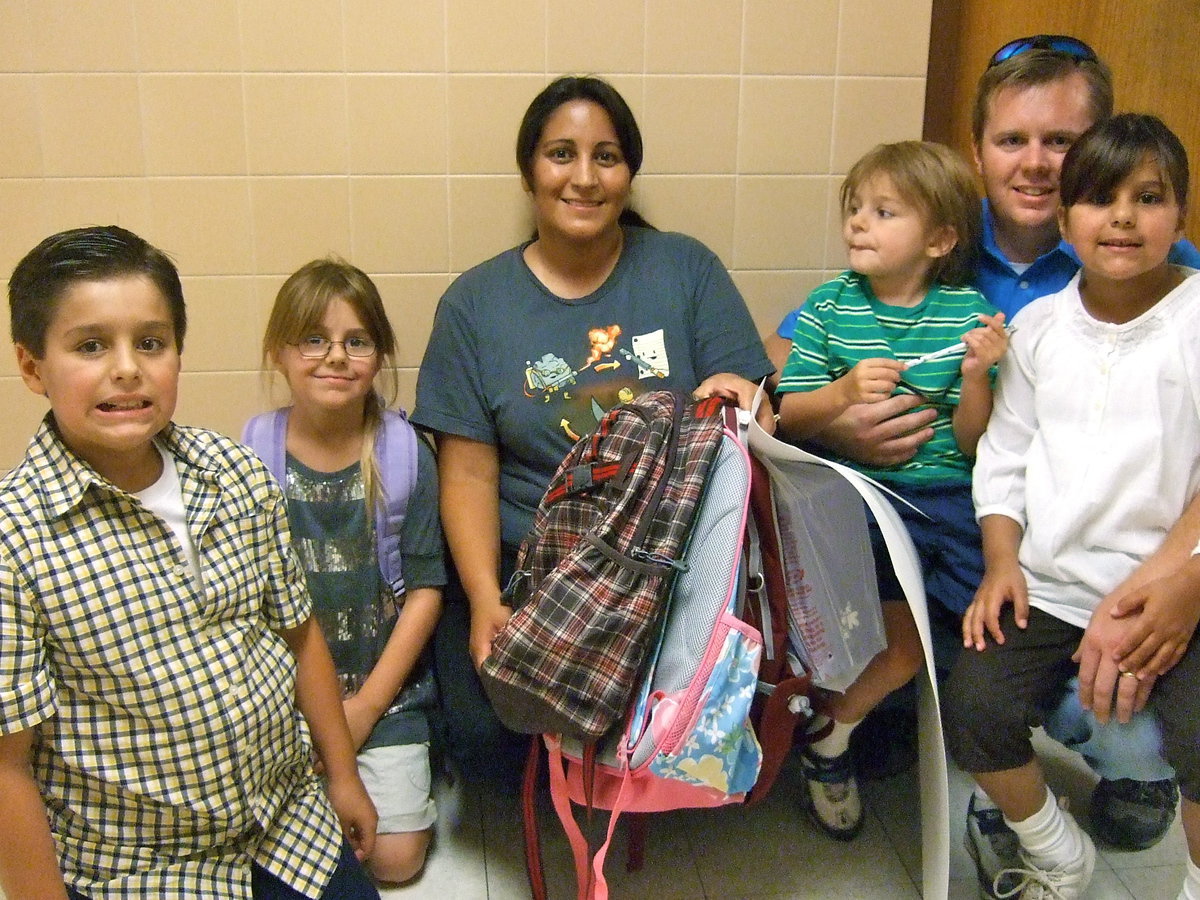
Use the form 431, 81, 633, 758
808, 716, 859, 758
1178, 855, 1200, 900
1005, 787, 1084, 871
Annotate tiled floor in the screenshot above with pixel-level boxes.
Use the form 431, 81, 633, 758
383, 729, 1188, 899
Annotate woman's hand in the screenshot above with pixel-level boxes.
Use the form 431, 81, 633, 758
436, 433, 506, 670
693, 372, 775, 432
470, 598, 513, 671
1073, 589, 1158, 725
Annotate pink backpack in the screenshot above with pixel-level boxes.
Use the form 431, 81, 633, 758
521, 403, 817, 900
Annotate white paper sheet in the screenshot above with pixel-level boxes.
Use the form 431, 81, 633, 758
748, 394, 950, 900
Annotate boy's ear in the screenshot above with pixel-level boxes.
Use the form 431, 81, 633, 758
1057, 204, 1069, 235
925, 225, 958, 260
15, 344, 46, 396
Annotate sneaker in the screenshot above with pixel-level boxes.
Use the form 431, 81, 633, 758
964, 793, 1022, 898
800, 747, 863, 840
993, 808, 1096, 900
1091, 777, 1178, 850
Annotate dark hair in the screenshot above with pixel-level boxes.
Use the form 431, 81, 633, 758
972, 44, 1113, 144
1059, 113, 1190, 212
516, 75, 651, 231
9, 225, 186, 357
841, 141, 981, 287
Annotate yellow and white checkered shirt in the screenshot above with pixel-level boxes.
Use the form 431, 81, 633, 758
0, 417, 344, 899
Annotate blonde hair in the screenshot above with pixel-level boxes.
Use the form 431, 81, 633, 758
262, 256, 399, 512
840, 141, 981, 287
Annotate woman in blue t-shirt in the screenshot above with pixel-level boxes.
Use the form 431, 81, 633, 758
413, 75, 773, 778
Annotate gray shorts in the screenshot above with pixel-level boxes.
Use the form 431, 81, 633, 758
944, 605, 1200, 802
358, 741, 437, 834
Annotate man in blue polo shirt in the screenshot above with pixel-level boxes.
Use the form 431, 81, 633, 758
765, 34, 1199, 897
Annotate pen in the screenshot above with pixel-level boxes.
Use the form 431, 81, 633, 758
904, 325, 1017, 369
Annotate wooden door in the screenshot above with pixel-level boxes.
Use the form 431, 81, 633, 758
924, 0, 1200, 240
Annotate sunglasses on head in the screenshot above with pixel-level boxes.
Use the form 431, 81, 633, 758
988, 34, 1099, 68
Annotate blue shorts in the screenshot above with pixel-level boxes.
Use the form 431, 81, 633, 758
867, 479, 983, 616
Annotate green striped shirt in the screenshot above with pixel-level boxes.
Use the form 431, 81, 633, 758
777, 270, 996, 485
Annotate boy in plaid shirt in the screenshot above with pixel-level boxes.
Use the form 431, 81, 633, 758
0, 226, 379, 900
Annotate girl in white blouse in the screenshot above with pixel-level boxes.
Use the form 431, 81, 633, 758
944, 113, 1200, 900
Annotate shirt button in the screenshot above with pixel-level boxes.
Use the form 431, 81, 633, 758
1019, 280, 1030, 290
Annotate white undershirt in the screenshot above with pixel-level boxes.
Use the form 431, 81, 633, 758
135, 442, 201, 582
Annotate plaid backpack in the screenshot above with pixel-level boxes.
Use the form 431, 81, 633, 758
480, 390, 729, 741
482, 391, 820, 900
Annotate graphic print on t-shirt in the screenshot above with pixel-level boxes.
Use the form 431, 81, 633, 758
522, 323, 671, 440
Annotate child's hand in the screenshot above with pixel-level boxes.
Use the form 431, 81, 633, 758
962, 556, 1028, 650
960, 311, 1008, 379
1110, 565, 1200, 679
839, 358, 904, 405
326, 770, 378, 860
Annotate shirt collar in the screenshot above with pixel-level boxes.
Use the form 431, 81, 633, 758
980, 199, 1080, 270
24, 415, 214, 520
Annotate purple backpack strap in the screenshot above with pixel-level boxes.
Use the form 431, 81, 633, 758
242, 405, 417, 596
240, 407, 290, 485
374, 407, 418, 596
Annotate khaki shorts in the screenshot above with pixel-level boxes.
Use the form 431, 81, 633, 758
357, 741, 437, 834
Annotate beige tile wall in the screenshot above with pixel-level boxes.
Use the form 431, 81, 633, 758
0, 0, 933, 471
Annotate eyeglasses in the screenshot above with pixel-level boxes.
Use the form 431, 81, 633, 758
987, 34, 1098, 68
291, 335, 377, 358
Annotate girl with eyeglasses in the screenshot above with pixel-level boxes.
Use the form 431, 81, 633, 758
251, 256, 445, 885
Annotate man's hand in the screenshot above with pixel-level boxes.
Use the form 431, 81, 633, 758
814, 393, 936, 467
1109, 565, 1200, 679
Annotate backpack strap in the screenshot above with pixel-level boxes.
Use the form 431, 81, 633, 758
241, 408, 289, 484
241, 405, 418, 596
374, 407, 418, 596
